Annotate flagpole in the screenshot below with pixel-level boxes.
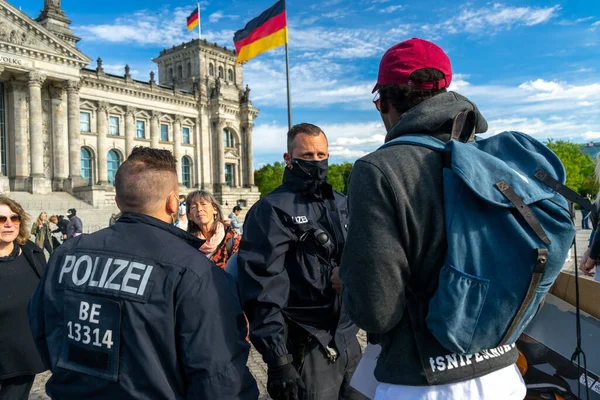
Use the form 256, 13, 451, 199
284, 0, 292, 130
197, 3, 201, 40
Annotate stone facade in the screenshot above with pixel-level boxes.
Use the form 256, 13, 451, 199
0, 0, 260, 208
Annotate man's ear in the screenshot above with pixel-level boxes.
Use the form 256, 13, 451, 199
283, 152, 292, 167
166, 191, 179, 215
380, 94, 390, 114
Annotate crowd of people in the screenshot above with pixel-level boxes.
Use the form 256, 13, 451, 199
0, 37, 593, 400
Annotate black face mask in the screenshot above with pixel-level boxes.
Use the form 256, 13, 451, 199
289, 158, 328, 182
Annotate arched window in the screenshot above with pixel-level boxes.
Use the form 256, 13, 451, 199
182, 156, 191, 188
168, 68, 173, 82
218, 66, 224, 79
209, 63, 214, 76
107, 150, 121, 185
223, 128, 234, 148
80, 147, 93, 185
187, 61, 192, 77
177, 65, 183, 80
227, 69, 233, 82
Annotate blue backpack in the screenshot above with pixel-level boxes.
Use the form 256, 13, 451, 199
379, 114, 580, 355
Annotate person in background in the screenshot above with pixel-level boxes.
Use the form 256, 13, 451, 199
0, 196, 46, 400
52, 215, 69, 241
187, 190, 240, 269
109, 212, 121, 226
581, 193, 591, 230
31, 211, 53, 256
48, 216, 62, 249
28, 147, 257, 399
175, 195, 188, 231
228, 205, 244, 236
65, 208, 82, 239
580, 156, 600, 281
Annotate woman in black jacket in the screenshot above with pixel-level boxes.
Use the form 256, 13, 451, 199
0, 196, 46, 400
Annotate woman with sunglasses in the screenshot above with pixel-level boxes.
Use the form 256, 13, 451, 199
30, 211, 53, 256
0, 196, 47, 400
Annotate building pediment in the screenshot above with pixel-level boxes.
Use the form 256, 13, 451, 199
0, 1, 91, 68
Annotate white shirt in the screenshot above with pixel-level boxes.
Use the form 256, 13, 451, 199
374, 364, 526, 400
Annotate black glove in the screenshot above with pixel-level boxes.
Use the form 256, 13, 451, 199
267, 362, 305, 400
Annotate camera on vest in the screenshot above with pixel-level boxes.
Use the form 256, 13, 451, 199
300, 228, 335, 261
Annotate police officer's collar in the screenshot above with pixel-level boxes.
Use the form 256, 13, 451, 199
282, 168, 334, 199
116, 212, 204, 248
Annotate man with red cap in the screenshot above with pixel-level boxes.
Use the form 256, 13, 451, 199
338, 38, 526, 399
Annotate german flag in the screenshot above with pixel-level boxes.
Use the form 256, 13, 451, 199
187, 8, 199, 32
234, 0, 287, 64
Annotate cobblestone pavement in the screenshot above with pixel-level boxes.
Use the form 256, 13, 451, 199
30, 332, 368, 399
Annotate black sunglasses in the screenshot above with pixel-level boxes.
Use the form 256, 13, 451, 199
0, 215, 21, 224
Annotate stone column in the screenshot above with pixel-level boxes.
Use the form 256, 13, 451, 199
49, 84, 68, 191
216, 121, 226, 185
245, 125, 255, 185
26, 72, 49, 193
125, 106, 136, 156
150, 111, 160, 148
64, 79, 86, 191
97, 101, 109, 185
173, 116, 183, 184
194, 118, 202, 188
6, 79, 29, 190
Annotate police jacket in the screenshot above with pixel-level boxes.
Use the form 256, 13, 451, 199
28, 212, 258, 400
238, 168, 359, 366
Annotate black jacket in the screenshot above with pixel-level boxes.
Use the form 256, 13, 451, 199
53, 217, 69, 236
29, 212, 258, 400
238, 169, 359, 366
340, 92, 518, 386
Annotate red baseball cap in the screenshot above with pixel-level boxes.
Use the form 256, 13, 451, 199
372, 38, 452, 93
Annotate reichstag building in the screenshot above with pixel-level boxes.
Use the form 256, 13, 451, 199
0, 0, 260, 208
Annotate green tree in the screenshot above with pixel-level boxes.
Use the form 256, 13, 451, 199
328, 162, 354, 194
546, 139, 597, 196
254, 162, 285, 198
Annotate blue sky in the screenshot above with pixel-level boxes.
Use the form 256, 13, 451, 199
14, 0, 600, 166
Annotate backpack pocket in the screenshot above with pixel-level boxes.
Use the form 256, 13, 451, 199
426, 264, 490, 355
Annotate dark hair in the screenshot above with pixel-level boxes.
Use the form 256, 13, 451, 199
287, 123, 327, 153
115, 147, 178, 213
0, 196, 30, 245
379, 68, 448, 116
186, 190, 224, 237
233, 205, 242, 212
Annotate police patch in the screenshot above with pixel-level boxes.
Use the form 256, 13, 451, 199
57, 291, 122, 382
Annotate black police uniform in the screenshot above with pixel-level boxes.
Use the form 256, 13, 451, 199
29, 213, 258, 400
238, 166, 366, 400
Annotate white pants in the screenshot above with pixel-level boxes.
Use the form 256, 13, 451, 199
374, 364, 526, 400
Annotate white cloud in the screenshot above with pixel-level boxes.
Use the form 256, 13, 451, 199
518, 79, 600, 102
424, 4, 560, 36
584, 131, 600, 140
209, 11, 224, 23
74, 8, 192, 46
208, 11, 238, 23
380, 5, 403, 13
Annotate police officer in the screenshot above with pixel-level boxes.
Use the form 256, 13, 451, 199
238, 123, 367, 400
29, 147, 258, 399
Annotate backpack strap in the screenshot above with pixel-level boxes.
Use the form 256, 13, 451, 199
378, 134, 446, 152
450, 111, 476, 143
534, 169, 597, 214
